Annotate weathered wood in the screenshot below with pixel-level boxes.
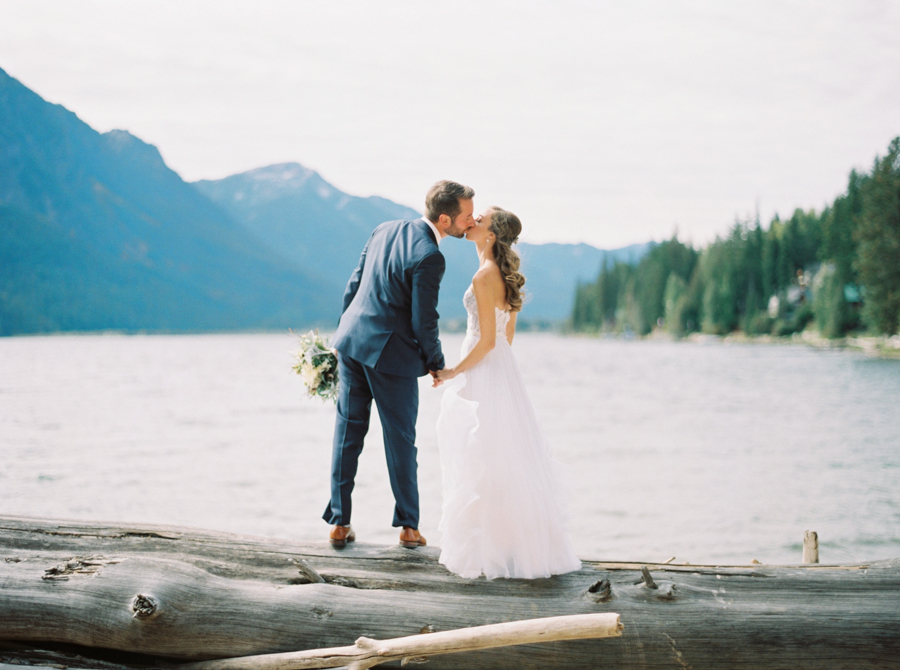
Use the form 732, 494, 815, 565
181, 613, 623, 670
0, 641, 144, 670
803, 529, 819, 564
1, 515, 899, 669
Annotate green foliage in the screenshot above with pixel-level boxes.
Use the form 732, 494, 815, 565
821, 172, 862, 281
854, 138, 900, 335
572, 137, 900, 338
743, 311, 774, 336
572, 258, 627, 331
815, 171, 863, 337
813, 264, 859, 338
772, 302, 815, 337
662, 273, 687, 333
571, 237, 697, 334
699, 241, 739, 334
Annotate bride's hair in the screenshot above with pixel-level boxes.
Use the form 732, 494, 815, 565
488, 207, 526, 312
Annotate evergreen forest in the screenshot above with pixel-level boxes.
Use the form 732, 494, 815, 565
572, 137, 900, 338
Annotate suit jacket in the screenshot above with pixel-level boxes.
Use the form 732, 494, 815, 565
331, 218, 446, 377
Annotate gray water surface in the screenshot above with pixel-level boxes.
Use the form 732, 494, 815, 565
1, 332, 898, 565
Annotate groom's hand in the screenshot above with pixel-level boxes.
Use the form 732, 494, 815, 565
429, 369, 443, 388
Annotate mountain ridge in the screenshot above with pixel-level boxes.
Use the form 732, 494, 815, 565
0, 65, 650, 334
0, 66, 337, 335
192, 163, 421, 291
195, 163, 651, 323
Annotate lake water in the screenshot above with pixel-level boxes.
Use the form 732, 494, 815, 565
1, 332, 898, 565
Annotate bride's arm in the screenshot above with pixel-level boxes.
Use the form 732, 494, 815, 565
435, 272, 499, 381
506, 310, 517, 345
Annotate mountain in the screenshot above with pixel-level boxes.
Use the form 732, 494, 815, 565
436, 240, 653, 326
195, 166, 651, 325
0, 65, 650, 335
0, 67, 337, 335
193, 163, 419, 312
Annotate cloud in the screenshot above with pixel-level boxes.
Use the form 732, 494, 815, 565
1, 0, 898, 247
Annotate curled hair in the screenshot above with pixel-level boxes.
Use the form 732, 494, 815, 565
425, 180, 475, 222
488, 207, 526, 312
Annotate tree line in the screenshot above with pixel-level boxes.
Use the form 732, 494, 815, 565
572, 137, 900, 338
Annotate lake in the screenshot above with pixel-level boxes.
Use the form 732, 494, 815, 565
1, 332, 898, 565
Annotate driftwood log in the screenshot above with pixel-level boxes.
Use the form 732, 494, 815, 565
1, 515, 899, 669
180, 613, 623, 670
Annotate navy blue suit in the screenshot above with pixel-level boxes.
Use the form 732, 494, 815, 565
324, 218, 446, 529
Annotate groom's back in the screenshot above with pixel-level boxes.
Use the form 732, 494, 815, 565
332, 218, 444, 376
363, 220, 425, 309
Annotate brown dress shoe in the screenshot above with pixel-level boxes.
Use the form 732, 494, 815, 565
329, 525, 355, 547
399, 526, 426, 548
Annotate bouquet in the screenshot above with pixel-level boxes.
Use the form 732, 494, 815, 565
291, 330, 339, 402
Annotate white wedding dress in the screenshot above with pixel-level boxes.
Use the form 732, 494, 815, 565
436, 286, 582, 579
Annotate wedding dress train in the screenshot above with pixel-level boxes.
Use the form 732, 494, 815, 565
436, 287, 582, 579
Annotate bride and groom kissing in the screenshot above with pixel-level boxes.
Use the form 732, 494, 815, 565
323, 180, 581, 580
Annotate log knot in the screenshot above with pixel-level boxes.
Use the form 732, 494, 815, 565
586, 578, 613, 603
310, 605, 333, 619
659, 582, 677, 599
354, 636, 378, 651
131, 593, 160, 619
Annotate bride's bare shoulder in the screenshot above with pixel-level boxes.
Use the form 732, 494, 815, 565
472, 260, 503, 285
472, 262, 505, 305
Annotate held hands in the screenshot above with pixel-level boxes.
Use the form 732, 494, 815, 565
429, 370, 443, 388
430, 367, 457, 388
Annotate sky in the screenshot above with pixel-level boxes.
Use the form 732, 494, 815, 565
1, 0, 898, 248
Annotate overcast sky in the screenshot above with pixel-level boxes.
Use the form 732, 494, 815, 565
1, 0, 898, 247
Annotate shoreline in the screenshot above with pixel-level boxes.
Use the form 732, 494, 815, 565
704, 330, 900, 359
3, 326, 900, 359
572, 327, 900, 359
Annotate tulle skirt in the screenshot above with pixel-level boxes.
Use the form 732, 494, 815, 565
436, 334, 582, 579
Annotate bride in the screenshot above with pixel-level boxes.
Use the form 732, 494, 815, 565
433, 207, 581, 580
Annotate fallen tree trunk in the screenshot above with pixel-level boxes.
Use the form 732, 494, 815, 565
1, 515, 899, 669
181, 613, 623, 670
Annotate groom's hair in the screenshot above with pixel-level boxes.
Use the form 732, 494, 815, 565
425, 181, 475, 222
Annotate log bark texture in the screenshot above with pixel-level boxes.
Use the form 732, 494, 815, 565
1, 515, 899, 669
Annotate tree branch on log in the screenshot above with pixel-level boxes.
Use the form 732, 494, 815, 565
179, 613, 623, 670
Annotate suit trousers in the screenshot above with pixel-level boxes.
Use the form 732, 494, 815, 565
323, 353, 420, 529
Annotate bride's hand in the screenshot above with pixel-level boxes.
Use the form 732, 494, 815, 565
429, 369, 442, 388
435, 367, 456, 382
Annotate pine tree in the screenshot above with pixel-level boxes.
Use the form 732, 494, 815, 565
855, 138, 900, 335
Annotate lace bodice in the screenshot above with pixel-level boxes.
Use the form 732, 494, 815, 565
464, 285, 510, 338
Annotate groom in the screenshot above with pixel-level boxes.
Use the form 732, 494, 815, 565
324, 180, 475, 548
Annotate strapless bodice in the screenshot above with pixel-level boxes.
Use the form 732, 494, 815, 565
464, 286, 510, 338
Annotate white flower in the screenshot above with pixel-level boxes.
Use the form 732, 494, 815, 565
301, 362, 321, 390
